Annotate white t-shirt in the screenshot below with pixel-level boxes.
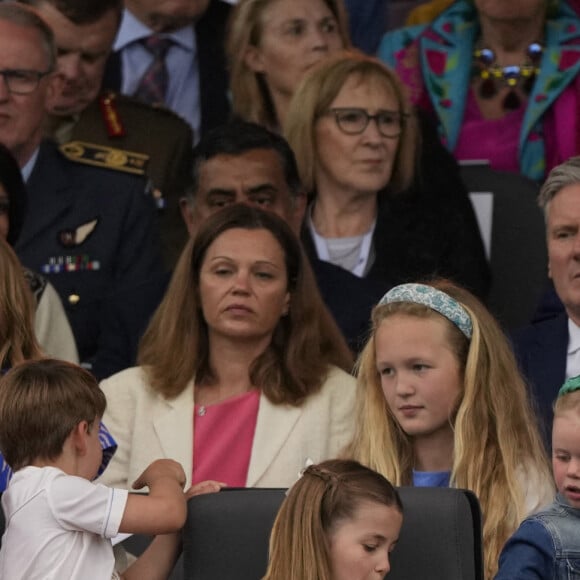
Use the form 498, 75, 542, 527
0, 466, 128, 580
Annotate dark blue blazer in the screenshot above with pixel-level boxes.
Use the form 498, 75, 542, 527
345, 0, 388, 54
512, 312, 568, 446
15, 140, 163, 362
102, 0, 231, 137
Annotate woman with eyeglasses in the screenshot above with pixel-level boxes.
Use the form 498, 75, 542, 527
285, 51, 490, 297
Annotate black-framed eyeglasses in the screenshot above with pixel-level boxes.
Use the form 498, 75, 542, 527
325, 107, 408, 138
0, 69, 52, 95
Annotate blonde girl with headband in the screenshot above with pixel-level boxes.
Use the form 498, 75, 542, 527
495, 376, 580, 579
347, 279, 554, 579
263, 459, 403, 580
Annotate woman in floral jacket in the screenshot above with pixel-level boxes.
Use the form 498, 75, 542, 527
379, 0, 580, 181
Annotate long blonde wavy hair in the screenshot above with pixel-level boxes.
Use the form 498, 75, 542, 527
0, 238, 42, 368
346, 279, 552, 579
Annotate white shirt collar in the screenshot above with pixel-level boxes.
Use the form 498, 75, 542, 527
114, 8, 195, 52
567, 318, 580, 355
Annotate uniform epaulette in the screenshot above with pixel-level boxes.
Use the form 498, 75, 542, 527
99, 92, 126, 137
106, 91, 192, 124
59, 141, 149, 176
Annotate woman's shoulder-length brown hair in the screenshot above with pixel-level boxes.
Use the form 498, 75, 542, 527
285, 49, 418, 194
138, 205, 353, 404
226, 0, 351, 129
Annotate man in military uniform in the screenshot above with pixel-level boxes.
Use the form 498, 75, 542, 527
0, 3, 163, 364
20, 0, 194, 267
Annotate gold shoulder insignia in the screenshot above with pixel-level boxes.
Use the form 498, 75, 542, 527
59, 141, 150, 176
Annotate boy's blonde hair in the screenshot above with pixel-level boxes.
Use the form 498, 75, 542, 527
346, 279, 552, 579
554, 388, 580, 417
0, 359, 106, 471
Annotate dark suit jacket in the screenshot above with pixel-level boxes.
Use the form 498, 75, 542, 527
102, 0, 231, 137
302, 186, 489, 302
59, 92, 194, 267
512, 312, 568, 447
345, 0, 388, 54
15, 140, 163, 362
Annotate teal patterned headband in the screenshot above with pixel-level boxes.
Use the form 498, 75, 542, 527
558, 376, 580, 398
379, 283, 473, 339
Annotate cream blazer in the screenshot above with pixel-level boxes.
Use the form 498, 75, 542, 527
98, 365, 356, 489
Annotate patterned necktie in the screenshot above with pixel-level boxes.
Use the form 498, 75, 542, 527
134, 35, 173, 106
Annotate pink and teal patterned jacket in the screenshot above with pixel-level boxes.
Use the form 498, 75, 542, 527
378, 0, 580, 181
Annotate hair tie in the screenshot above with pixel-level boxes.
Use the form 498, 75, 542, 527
379, 283, 473, 339
558, 375, 580, 398
304, 465, 340, 487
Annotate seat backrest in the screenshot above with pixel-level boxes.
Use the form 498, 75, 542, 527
182, 486, 483, 580
461, 165, 548, 330
182, 488, 284, 580
389, 487, 484, 580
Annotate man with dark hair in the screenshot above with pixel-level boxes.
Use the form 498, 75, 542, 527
93, 121, 385, 379
0, 2, 163, 364
180, 119, 305, 237
20, 0, 195, 267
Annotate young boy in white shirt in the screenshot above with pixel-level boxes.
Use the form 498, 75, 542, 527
0, 359, 218, 579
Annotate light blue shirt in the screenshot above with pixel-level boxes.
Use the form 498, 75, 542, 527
412, 470, 451, 488
113, 8, 201, 140
21, 147, 40, 182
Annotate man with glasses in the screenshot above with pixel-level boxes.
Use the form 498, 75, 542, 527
0, 3, 163, 366
19, 0, 195, 268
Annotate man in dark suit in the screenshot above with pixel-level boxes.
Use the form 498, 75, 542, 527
92, 120, 385, 379
0, 3, 163, 363
21, 0, 195, 267
102, 0, 231, 139
513, 156, 580, 445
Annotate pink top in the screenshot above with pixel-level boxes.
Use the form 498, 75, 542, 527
192, 389, 260, 486
453, 88, 525, 174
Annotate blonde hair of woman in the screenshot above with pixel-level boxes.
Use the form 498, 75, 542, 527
227, 0, 350, 129
346, 279, 553, 579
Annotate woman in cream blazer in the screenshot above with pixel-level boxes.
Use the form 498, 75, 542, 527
99, 206, 356, 490
100, 365, 355, 489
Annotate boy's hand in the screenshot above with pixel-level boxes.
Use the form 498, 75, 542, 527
131, 459, 186, 491
185, 480, 226, 499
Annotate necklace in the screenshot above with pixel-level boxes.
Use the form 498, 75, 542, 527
472, 42, 543, 110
